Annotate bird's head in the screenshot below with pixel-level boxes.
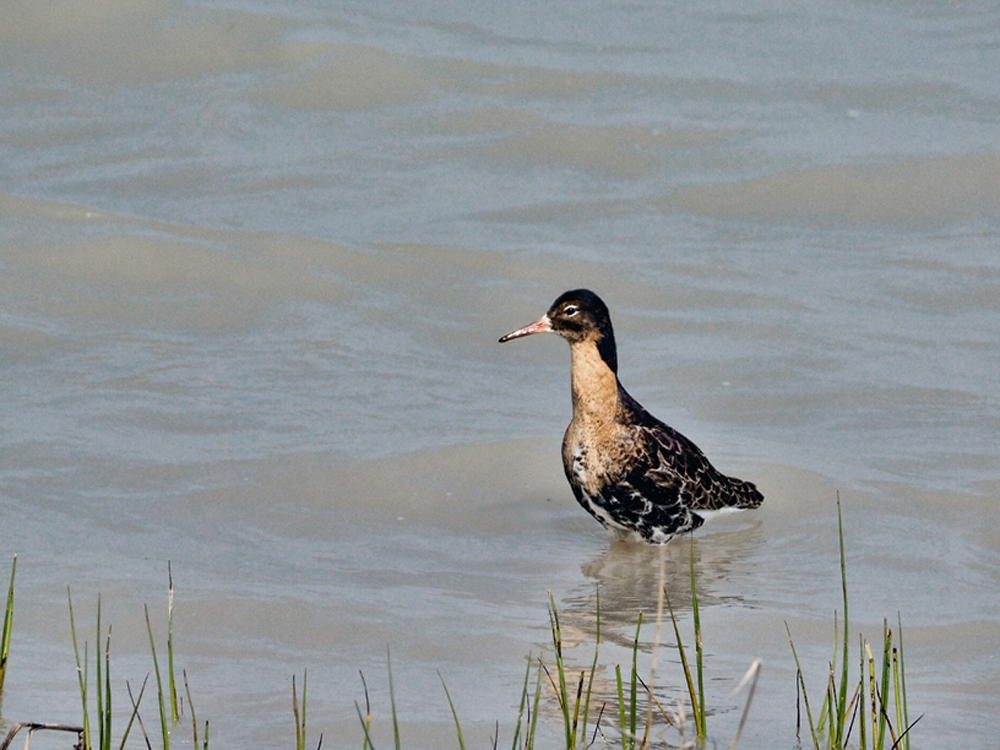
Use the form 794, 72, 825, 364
499, 289, 618, 373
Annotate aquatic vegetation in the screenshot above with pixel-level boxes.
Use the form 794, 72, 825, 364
64, 565, 206, 750
614, 612, 644, 749
138, 564, 209, 750
293, 669, 321, 750
67, 589, 142, 750
663, 542, 706, 740
0, 555, 14, 699
544, 589, 600, 749
439, 671, 467, 750
786, 498, 920, 750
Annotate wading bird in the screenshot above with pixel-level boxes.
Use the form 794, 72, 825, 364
499, 289, 763, 544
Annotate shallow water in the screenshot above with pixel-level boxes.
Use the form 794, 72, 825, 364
1, 0, 999, 747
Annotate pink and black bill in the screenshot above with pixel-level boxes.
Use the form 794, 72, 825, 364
498, 315, 553, 342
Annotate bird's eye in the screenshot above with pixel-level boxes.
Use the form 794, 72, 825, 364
563, 305, 579, 317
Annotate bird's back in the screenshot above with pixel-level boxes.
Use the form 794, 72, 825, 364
620, 386, 763, 512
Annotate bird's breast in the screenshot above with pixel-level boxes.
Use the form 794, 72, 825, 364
562, 419, 639, 498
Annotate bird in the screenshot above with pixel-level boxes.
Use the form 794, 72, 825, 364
499, 289, 763, 544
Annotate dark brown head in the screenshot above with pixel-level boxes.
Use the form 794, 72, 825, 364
498, 289, 618, 373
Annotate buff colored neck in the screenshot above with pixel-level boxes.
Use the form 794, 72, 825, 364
569, 339, 621, 428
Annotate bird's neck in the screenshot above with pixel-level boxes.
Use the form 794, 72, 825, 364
569, 340, 621, 428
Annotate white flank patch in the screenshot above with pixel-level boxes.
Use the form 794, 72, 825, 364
580, 493, 628, 532
694, 506, 746, 523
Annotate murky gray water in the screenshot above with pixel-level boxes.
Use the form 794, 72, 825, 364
2, 0, 999, 747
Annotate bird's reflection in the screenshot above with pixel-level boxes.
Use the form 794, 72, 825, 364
523, 521, 763, 743
554, 520, 762, 652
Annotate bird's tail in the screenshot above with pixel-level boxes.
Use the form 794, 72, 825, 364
732, 478, 764, 509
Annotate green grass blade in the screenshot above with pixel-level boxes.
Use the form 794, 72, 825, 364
438, 671, 466, 750
145, 603, 170, 750
546, 592, 573, 749
880, 695, 900, 750
629, 612, 641, 744
293, 672, 305, 750
387, 648, 401, 750
356, 670, 374, 750
896, 613, 909, 750
167, 562, 179, 726
665, 588, 700, 734
865, 640, 877, 749
0, 554, 16, 696
816, 614, 837, 737
785, 622, 819, 749
858, 636, 867, 750
68, 588, 92, 749
615, 664, 627, 750
891, 645, 901, 750
510, 652, 533, 750
825, 672, 837, 750
102, 622, 113, 750
690, 538, 706, 737
184, 669, 200, 749
354, 700, 376, 750
877, 623, 891, 748
528, 659, 543, 750
96, 596, 104, 750
570, 670, 585, 746
580, 588, 600, 743
302, 670, 308, 750
835, 496, 850, 747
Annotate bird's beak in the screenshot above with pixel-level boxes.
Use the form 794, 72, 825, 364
498, 315, 552, 343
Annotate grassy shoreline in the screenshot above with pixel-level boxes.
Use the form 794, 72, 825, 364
0, 503, 917, 749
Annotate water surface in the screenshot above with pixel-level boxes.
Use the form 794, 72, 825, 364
1, 0, 999, 747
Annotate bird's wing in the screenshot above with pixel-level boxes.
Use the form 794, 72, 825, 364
641, 422, 763, 512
